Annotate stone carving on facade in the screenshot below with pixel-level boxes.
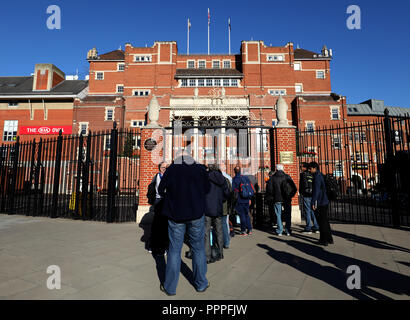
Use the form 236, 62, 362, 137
146, 95, 161, 127
276, 95, 289, 127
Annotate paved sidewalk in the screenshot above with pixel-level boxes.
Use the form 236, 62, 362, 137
0, 214, 409, 300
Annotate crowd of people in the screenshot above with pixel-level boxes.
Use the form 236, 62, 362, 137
146, 151, 333, 296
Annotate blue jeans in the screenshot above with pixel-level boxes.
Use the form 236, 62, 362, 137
221, 215, 230, 247
164, 216, 208, 294
274, 202, 292, 235
303, 197, 319, 231
236, 203, 252, 233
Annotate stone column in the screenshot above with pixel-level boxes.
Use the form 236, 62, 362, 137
136, 126, 164, 223
136, 95, 163, 223
274, 96, 301, 223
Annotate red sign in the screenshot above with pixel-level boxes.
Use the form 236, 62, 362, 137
20, 126, 72, 135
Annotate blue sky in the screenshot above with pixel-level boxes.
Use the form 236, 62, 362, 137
0, 0, 409, 107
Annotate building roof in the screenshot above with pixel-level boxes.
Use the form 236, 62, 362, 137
347, 99, 410, 117
175, 68, 243, 78
96, 50, 125, 61
0, 77, 88, 97
294, 48, 332, 60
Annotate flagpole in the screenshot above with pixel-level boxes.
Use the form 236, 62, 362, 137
228, 18, 231, 55
208, 8, 210, 55
187, 18, 190, 55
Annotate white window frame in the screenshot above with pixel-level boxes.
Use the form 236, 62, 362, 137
134, 55, 152, 62
294, 62, 301, 71
104, 135, 111, 150
181, 79, 188, 87
222, 79, 230, 87
198, 60, 206, 69
117, 63, 125, 71
223, 60, 231, 68
230, 79, 238, 87
3, 120, 18, 142
212, 60, 220, 69
131, 120, 146, 128
105, 107, 115, 121
295, 84, 303, 93
305, 121, 315, 133
95, 72, 104, 80
268, 89, 287, 96
132, 89, 150, 97
8, 101, 19, 107
205, 79, 213, 87
330, 106, 341, 120
332, 135, 342, 150
198, 79, 205, 87
316, 70, 325, 79
214, 78, 221, 86
78, 122, 89, 136
116, 84, 124, 93
267, 54, 285, 62
187, 60, 195, 68
188, 79, 196, 87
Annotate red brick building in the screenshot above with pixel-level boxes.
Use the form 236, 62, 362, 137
76, 41, 345, 133
0, 63, 88, 143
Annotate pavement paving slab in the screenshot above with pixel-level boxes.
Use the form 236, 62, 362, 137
0, 214, 409, 300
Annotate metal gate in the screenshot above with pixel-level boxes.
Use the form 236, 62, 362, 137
297, 112, 410, 227
0, 123, 140, 222
163, 119, 272, 191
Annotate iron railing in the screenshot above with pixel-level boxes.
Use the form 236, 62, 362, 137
0, 123, 141, 222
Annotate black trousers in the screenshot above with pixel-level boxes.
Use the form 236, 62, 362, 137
205, 216, 224, 260
316, 205, 333, 244
150, 199, 169, 254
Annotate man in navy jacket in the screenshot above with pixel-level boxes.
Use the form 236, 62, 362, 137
158, 151, 211, 295
309, 161, 334, 246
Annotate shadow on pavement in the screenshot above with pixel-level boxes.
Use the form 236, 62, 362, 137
330, 229, 410, 253
259, 237, 410, 299
138, 208, 154, 251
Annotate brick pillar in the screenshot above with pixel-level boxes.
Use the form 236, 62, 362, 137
273, 125, 302, 223
136, 126, 164, 223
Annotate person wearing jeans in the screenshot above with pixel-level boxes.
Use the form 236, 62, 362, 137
232, 166, 253, 236
158, 152, 211, 295
299, 162, 319, 233
165, 216, 208, 294
266, 164, 297, 236
303, 196, 319, 233
274, 202, 292, 236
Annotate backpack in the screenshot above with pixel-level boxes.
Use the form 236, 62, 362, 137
146, 174, 157, 205
281, 176, 297, 202
324, 174, 339, 201
304, 172, 313, 195
239, 176, 255, 199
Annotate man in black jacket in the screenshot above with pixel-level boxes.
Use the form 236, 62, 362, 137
158, 151, 211, 295
266, 164, 297, 236
204, 164, 230, 263
299, 162, 319, 234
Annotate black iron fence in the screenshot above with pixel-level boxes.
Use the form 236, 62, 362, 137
0, 123, 140, 222
297, 111, 410, 227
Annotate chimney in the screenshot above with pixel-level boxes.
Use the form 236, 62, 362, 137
32, 64, 65, 91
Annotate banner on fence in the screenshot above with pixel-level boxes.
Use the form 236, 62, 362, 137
19, 126, 72, 135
